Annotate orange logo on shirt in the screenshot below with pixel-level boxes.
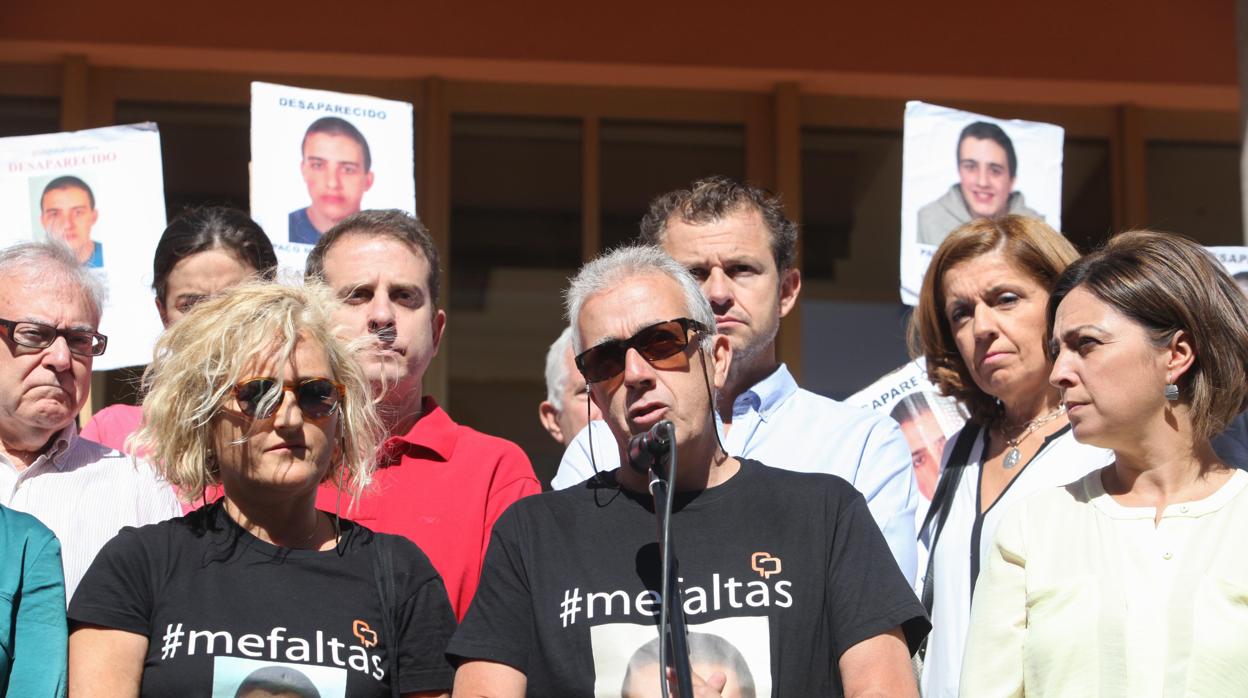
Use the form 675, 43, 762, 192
353, 620, 379, 647
751, 552, 781, 579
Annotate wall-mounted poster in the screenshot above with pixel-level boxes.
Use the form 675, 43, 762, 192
900, 101, 1065, 305
250, 81, 416, 275
0, 123, 167, 370
1208, 246, 1248, 296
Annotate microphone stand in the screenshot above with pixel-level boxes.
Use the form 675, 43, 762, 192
644, 429, 693, 698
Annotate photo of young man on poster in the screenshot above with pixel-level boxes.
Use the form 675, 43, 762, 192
288, 116, 374, 244
915, 121, 1042, 247
39, 175, 103, 268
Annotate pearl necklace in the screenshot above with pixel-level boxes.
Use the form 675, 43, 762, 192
1001, 404, 1067, 469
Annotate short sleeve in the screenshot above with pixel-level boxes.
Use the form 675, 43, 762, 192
11, 527, 68, 697
826, 483, 930, 659
482, 443, 540, 558
853, 415, 921, 584
392, 539, 458, 693
67, 527, 155, 635
446, 505, 534, 672
959, 502, 1028, 698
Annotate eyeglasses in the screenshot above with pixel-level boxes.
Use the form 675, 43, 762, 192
230, 377, 345, 420
0, 318, 107, 357
575, 318, 708, 385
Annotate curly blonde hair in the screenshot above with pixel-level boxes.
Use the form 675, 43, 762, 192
131, 281, 382, 504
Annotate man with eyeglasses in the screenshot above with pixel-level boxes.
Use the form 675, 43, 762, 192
0, 241, 180, 599
553, 176, 921, 584
305, 209, 540, 620
449, 245, 928, 697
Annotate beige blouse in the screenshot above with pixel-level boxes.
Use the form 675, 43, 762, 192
960, 468, 1248, 697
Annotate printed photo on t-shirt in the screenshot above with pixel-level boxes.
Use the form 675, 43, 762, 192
212, 656, 347, 698
590, 616, 771, 698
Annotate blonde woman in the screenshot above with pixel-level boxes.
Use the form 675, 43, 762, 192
962, 231, 1248, 695
66, 282, 455, 698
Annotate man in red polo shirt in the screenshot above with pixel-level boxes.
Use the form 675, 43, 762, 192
306, 209, 540, 619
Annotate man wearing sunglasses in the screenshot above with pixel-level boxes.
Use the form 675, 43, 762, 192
306, 209, 539, 620
553, 176, 921, 584
450, 245, 928, 696
0, 241, 180, 599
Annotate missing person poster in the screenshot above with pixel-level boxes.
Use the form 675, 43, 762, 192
0, 123, 167, 370
901, 101, 1065, 305
847, 359, 966, 506
250, 81, 416, 275
1209, 246, 1248, 295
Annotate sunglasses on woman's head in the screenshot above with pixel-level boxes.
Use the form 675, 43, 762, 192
230, 377, 345, 420
574, 317, 708, 385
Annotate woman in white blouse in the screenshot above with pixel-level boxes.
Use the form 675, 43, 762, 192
911, 216, 1112, 698
961, 230, 1248, 696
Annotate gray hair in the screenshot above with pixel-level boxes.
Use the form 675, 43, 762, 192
565, 245, 715, 354
0, 240, 106, 319
544, 325, 576, 411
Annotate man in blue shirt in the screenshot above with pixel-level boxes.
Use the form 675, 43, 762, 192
553, 176, 920, 582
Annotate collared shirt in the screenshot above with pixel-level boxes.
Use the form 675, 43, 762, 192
315, 396, 541, 620
0, 424, 182, 601
552, 363, 921, 583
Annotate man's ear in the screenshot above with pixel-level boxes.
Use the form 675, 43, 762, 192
537, 401, 563, 443
364, 171, 375, 192
778, 267, 801, 319
710, 334, 732, 390
1165, 329, 1197, 384
429, 309, 447, 357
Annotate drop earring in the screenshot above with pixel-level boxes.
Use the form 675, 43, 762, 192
1164, 376, 1179, 401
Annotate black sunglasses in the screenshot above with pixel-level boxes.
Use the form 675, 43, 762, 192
0, 318, 107, 357
575, 318, 708, 385
230, 377, 345, 420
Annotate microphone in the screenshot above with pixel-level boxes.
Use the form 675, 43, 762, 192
627, 420, 674, 479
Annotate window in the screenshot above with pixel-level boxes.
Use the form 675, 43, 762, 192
114, 102, 250, 215
448, 115, 582, 483
0, 96, 58, 138
1146, 141, 1243, 245
600, 121, 745, 249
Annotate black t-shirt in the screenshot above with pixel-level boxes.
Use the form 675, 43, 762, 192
69, 502, 456, 697
448, 459, 929, 697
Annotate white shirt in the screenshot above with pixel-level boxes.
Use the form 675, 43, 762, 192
0, 424, 181, 601
962, 468, 1248, 697
553, 363, 922, 583
920, 424, 1112, 698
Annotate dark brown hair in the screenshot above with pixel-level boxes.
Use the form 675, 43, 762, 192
1048, 230, 1248, 440
304, 209, 441, 305
639, 175, 798, 272
152, 207, 276, 304
909, 215, 1079, 425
